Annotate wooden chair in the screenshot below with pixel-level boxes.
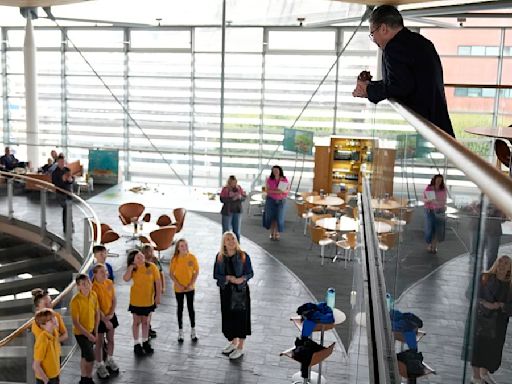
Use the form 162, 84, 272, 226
280, 342, 335, 384
378, 232, 398, 262
295, 201, 313, 236
335, 231, 357, 268
149, 226, 177, 260
142, 213, 151, 222
118, 202, 145, 225
309, 225, 335, 266
173, 208, 187, 234
156, 214, 172, 227
90, 220, 120, 257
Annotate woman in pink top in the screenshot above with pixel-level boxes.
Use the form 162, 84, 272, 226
423, 174, 447, 254
263, 165, 289, 240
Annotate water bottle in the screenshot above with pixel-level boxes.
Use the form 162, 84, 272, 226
386, 293, 394, 311
326, 287, 336, 309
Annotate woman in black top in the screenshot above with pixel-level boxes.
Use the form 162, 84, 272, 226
220, 175, 246, 242
470, 255, 512, 384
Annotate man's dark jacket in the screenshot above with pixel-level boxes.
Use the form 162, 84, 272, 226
367, 27, 455, 138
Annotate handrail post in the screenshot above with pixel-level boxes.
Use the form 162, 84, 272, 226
7, 177, 14, 219
26, 328, 35, 384
65, 199, 72, 253
40, 188, 47, 238
84, 217, 91, 260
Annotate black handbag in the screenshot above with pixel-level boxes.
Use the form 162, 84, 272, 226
230, 284, 247, 312
476, 303, 498, 339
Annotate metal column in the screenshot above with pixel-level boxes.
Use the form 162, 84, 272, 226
24, 13, 39, 167
219, 0, 226, 187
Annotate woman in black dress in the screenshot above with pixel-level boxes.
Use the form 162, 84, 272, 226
471, 255, 512, 384
213, 231, 254, 360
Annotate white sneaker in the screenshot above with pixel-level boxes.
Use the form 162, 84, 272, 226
96, 362, 110, 379
222, 342, 236, 355
482, 372, 498, 384
229, 348, 244, 360
106, 356, 119, 372
178, 329, 184, 343
191, 328, 198, 342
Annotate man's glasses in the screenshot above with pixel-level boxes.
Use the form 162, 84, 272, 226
369, 25, 381, 40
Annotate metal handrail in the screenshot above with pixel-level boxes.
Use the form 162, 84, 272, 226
0, 170, 101, 348
389, 99, 512, 220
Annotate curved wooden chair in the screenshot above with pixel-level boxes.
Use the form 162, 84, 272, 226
142, 213, 151, 223
102, 230, 120, 245
156, 214, 172, 227
149, 226, 177, 259
495, 139, 511, 169
309, 224, 335, 265
378, 232, 398, 262
335, 231, 358, 268
118, 202, 145, 225
173, 208, 187, 233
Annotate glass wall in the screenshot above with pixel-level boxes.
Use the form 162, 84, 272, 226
0, 26, 509, 189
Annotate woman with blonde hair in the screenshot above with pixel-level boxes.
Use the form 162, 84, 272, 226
220, 175, 246, 242
470, 255, 512, 384
169, 238, 199, 343
213, 231, 254, 360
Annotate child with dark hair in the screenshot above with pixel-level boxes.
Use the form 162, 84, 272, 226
123, 250, 161, 356
31, 288, 68, 343
33, 309, 61, 384
88, 245, 114, 282
70, 274, 99, 384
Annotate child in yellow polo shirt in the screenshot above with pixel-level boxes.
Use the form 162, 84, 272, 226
70, 274, 99, 384
169, 239, 199, 343
123, 250, 161, 356
33, 309, 61, 384
91, 264, 119, 379
31, 288, 68, 343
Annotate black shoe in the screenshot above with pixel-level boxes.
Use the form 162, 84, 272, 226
149, 328, 157, 338
134, 343, 145, 357
142, 340, 154, 355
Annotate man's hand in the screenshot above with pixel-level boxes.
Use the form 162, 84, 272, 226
352, 80, 369, 98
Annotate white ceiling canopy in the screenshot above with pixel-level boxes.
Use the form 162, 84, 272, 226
0, 0, 509, 28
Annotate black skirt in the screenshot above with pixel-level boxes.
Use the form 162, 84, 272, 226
471, 312, 509, 373
220, 284, 251, 340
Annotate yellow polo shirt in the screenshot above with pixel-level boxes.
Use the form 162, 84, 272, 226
33, 328, 61, 380
129, 262, 161, 307
70, 291, 98, 335
170, 253, 199, 293
92, 279, 115, 315
31, 311, 66, 339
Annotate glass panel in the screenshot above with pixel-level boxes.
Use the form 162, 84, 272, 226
6, 29, 61, 48
130, 30, 191, 49
367, 101, 512, 383
268, 30, 335, 51
66, 30, 124, 49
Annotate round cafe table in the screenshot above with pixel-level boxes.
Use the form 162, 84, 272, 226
306, 195, 344, 206
371, 198, 405, 210
465, 126, 512, 174
316, 216, 358, 233
122, 222, 160, 237
464, 126, 512, 140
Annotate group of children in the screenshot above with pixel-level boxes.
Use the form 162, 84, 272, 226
32, 240, 200, 384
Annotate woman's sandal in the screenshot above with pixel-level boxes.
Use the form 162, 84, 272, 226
275, 233, 280, 241
269, 233, 275, 240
